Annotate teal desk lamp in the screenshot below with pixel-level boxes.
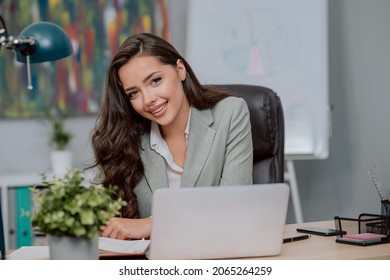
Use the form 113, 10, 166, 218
0, 15, 73, 90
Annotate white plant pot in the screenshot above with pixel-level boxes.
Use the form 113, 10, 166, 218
48, 235, 99, 260
50, 150, 72, 177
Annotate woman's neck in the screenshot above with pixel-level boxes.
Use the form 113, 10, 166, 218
159, 100, 190, 168
160, 101, 190, 139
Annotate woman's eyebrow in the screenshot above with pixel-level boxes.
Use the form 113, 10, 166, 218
142, 71, 161, 83
123, 71, 162, 92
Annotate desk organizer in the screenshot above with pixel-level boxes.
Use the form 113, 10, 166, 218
334, 213, 390, 246
382, 200, 390, 216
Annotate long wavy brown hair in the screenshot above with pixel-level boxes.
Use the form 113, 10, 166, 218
88, 33, 230, 218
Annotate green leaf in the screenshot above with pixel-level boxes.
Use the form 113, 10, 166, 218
31, 169, 125, 239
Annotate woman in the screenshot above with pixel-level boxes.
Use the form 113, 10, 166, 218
90, 33, 253, 240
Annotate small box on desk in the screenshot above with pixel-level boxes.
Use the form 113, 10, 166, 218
334, 213, 390, 246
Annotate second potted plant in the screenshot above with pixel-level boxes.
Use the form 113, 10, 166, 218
47, 113, 73, 177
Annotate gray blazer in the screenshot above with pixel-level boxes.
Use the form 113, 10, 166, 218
135, 96, 253, 217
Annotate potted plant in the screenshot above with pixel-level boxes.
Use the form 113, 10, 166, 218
46, 112, 73, 177
31, 169, 126, 260
50, 115, 73, 151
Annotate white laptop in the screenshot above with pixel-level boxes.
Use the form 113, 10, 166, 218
147, 183, 289, 260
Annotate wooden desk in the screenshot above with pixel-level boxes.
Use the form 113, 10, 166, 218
256, 220, 390, 260
6, 220, 390, 260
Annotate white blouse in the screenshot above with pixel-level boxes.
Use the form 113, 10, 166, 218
149, 110, 191, 188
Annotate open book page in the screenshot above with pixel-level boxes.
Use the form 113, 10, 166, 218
8, 237, 150, 259
98, 237, 150, 254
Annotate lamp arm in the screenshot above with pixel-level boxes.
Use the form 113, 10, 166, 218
0, 28, 8, 47
0, 14, 7, 30
2, 36, 36, 52
0, 14, 9, 48
1, 15, 35, 52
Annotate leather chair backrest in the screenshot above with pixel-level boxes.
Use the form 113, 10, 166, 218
213, 84, 285, 183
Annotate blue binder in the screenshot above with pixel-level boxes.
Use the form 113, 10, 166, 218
15, 187, 32, 247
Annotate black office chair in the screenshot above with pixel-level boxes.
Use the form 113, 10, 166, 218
0, 201, 6, 260
213, 84, 285, 183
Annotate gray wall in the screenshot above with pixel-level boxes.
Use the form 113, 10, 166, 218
1, 0, 389, 223
296, 0, 390, 221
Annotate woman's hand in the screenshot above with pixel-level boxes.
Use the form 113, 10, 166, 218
99, 217, 152, 240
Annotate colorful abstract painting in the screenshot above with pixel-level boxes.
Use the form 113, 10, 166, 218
0, 0, 169, 118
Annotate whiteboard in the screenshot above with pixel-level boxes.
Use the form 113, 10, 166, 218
185, 0, 329, 159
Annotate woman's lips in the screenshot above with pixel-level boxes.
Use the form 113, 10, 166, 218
149, 102, 167, 116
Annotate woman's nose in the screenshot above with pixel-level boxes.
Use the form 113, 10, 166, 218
143, 90, 157, 105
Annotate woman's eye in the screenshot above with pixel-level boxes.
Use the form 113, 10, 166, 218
151, 77, 162, 85
128, 91, 138, 99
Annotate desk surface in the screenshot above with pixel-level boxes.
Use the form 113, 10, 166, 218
6, 220, 390, 260
254, 220, 390, 260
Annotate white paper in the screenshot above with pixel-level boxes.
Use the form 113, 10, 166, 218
98, 237, 150, 254
7, 238, 150, 259
8, 246, 49, 260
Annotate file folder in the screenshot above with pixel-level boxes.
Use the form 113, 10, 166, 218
15, 187, 32, 247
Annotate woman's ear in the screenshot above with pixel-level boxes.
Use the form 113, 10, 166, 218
176, 59, 187, 81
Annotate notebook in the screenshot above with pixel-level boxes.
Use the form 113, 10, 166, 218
147, 183, 289, 260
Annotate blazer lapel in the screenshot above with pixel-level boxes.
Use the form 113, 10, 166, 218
182, 107, 215, 187
140, 132, 169, 192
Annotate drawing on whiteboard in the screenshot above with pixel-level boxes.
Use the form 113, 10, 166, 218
222, 10, 300, 77
186, 0, 329, 159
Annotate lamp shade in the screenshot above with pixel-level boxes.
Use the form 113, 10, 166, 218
16, 22, 73, 63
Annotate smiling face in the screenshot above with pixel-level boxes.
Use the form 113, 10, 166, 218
119, 55, 189, 131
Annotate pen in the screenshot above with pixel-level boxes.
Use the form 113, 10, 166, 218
283, 234, 310, 243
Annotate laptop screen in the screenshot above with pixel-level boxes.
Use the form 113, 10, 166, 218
148, 184, 289, 260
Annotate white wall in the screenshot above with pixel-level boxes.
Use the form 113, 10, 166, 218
1, 0, 390, 224
0, 116, 96, 174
